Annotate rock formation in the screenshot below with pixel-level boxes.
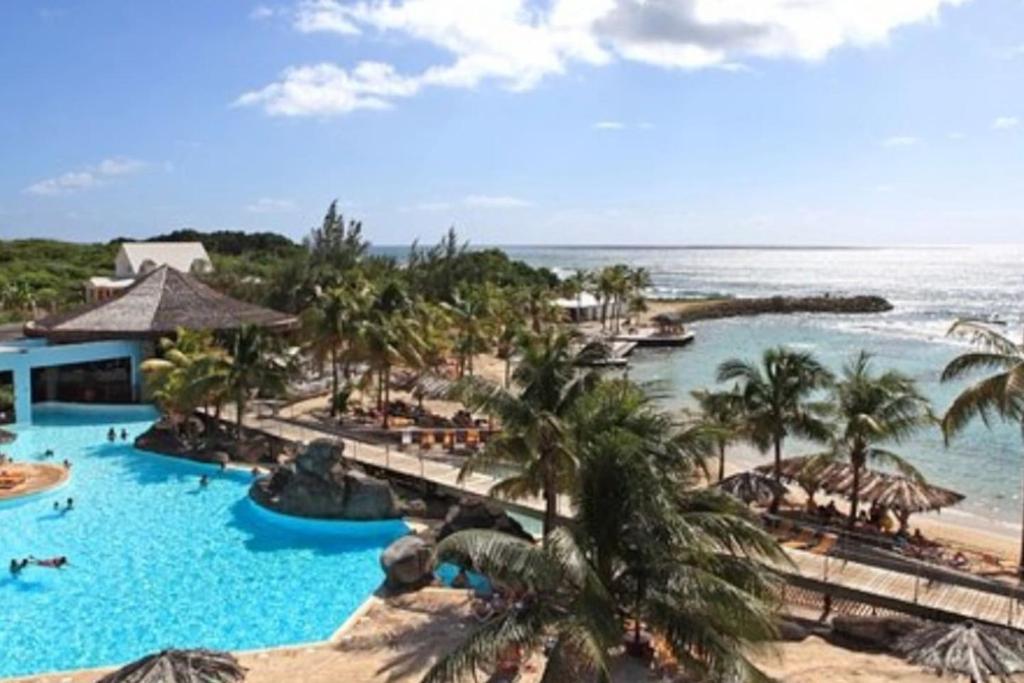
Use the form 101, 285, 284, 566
656, 294, 893, 325
438, 497, 533, 541
380, 535, 435, 590
250, 438, 401, 520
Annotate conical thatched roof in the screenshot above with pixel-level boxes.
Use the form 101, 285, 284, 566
859, 475, 964, 514
896, 620, 1024, 682
25, 266, 297, 342
96, 648, 246, 683
716, 470, 788, 505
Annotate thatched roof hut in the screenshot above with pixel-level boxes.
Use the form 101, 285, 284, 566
96, 648, 246, 683
896, 620, 1024, 682
858, 476, 964, 514
25, 266, 297, 342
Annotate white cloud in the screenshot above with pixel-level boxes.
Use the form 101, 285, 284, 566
463, 194, 533, 208
250, 5, 276, 20
404, 195, 533, 211
947, 131, 966, 140
593, 120, 625, 130
882, 135, 919, 147
238, 0, 966, 117
992, 116, 1019, 130
23, 157, 147, 196
294, 0, 359, 34
1004, 44, 1024, 59
246, 197, 297, 213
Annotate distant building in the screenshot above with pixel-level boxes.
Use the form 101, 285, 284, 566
85, 242, 213, 303
552, 292, 601, 322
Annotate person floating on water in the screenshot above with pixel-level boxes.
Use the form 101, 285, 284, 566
120, 429, 128, 441
32, 556, 68, 569
66, 497, 74, 511
107, 428, 116, 442
43, 449, 54, 459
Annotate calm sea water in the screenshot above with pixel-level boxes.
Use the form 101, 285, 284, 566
501, 245, 1024, 533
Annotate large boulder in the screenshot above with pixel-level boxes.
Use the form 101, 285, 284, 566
250, 438, 402, 520
438, 497, 533, 542
381, 535, 435, 590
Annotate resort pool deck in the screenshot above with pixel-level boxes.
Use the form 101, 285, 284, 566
0, 404, 408, 679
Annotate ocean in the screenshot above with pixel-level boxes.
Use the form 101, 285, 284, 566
499, 245, 1024, 534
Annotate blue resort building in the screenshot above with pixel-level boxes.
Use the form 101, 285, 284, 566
0, 265, 295, 425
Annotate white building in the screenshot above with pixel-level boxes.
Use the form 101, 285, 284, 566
552, 291, 601, 322
85, 242, 213, 303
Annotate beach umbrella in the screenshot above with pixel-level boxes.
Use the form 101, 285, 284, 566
896, 620, 1024, 682
858, 475, 964, 513
716, 470, 788, 506
97, 648, 246, 683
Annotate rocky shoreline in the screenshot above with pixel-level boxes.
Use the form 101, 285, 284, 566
654, 294, 893, 324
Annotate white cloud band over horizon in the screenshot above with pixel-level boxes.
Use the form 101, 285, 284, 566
237, 0, 967, 117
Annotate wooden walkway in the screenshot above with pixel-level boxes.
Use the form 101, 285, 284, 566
239, 407, 1024, 630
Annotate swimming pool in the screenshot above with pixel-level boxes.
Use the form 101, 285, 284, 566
0, 404, 408, 678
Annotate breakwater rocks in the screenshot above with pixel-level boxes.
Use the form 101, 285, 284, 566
661, 295, 893, 324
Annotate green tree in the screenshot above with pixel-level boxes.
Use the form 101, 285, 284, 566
428, 379, 784, 682
829, 351, 932, 527
455, 329, 598, 538
444, 285, 496, 377
140, 329, 228, 440
302, 281, 369, 416
689, 386, 746, 482
717, 347, 833, 511
225, 325, 291, 437
941, 319, 1024, 569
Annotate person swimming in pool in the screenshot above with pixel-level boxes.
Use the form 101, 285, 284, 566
107, 428, 116, 442
43, 448, 54, 459
10, 558, 21, 576
65, 497, 74, 511
120, 428, 128, 441
31, 556, 67, 569
199, 475, 209, 488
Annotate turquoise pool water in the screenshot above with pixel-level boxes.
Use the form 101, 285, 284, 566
0, 405, 408, 678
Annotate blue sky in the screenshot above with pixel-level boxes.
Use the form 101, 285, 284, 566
2, 0, 1023, 245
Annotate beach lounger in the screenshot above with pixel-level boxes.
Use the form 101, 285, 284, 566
465, 429, 480, 449
419, 432, 435, 450
783, 528, 817, 549
808, 533, 838, 555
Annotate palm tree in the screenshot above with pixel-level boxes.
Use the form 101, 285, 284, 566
717, 346, 833, 511
425, 528, 619, 683
689, 387, 746, 482
140, 329, 227, 440
444, 285, 496, 377
941, 319, 1024, 569
830, 351, 932, 527
302, 282, 368, 416
455, 328, 597, 538
225, 325, 290, 437
429, 379, 785, 682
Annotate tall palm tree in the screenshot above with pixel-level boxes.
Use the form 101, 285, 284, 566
717, 346, 833, 511
429, 379, 784, 682
444, 285, 496, 377
830, 351, 932, 527
941, 319, 1024, 569
302, 282, 368, 416
689, 386, 746, 482
455, 328, 597, 538
225, 325, 290, 437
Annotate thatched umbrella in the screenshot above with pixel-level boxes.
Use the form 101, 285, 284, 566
896, 620, 1024, 682
717, 470, 788, 506
97, 648, 246, 683
859, 475, 964, 532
